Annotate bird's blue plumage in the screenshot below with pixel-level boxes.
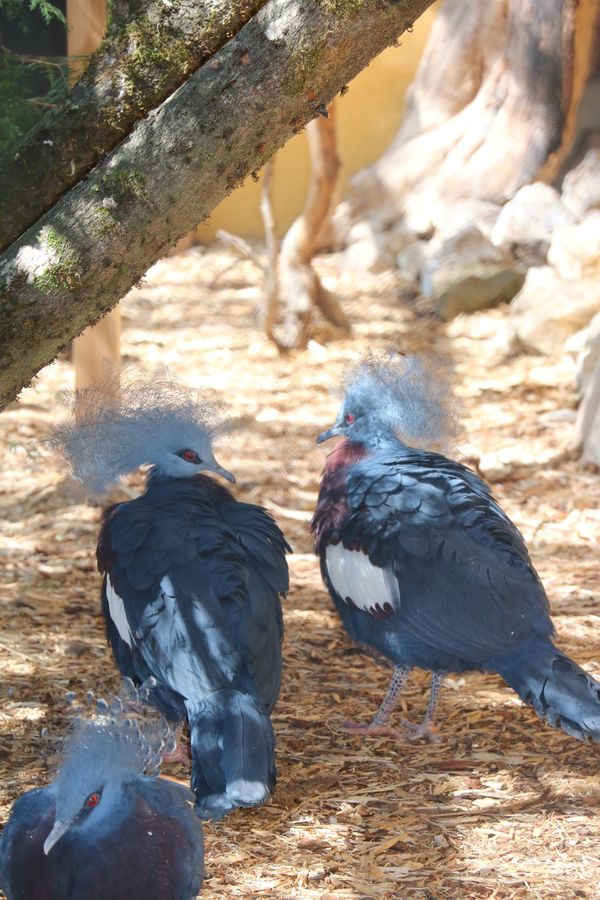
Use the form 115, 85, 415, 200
313, 355, 600, 741
50, 375, 289, 816
0, 778, 203, 900
0, 692, 203, 900
98, 474, 289, 819
313, 441, 554, 674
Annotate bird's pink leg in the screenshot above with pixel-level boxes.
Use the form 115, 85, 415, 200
341, 664, 411, 739
400, 671, 443, 741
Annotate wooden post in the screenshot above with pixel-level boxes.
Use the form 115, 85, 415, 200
66, 0, 107, 71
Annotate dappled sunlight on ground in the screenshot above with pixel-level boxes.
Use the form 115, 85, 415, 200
1, 246, 599, 897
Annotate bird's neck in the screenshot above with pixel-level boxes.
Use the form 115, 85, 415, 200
145, 467, 235, 503
145, 465, 202, 487
353, 430, 405, 454
146, 464, 172, 487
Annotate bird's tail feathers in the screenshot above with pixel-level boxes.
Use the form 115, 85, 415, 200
187, 690, 276, 820
493, 637, 600, 742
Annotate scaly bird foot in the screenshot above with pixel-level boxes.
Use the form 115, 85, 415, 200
340, 720, 406, 740
340, 718, 441, 742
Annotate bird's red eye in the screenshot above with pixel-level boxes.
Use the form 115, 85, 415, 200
85, 792, 101, 808
346, 413, 355, 424
181, 449, 198, 463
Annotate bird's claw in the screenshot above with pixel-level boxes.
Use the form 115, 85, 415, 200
162, 742, 192, 765
399, 718, 441, 742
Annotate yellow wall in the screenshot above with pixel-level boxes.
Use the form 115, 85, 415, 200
197, 7, 436, 241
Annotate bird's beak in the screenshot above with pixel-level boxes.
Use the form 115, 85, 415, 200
316, 424, 342, 444
207, 461, 236, 484
44, 818, 70, 855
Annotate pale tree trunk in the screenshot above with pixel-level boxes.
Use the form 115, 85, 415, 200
337, 0, 600, 462
340, 0, 600, 236
0, 0, 434, 410
274, 104, 351, 349
575, 360, 600, 466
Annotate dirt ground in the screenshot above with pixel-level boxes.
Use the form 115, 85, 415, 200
1, 246, 599, 899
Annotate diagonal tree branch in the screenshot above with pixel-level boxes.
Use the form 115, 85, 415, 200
0, 0, 433, 410
0, 0, 268, 251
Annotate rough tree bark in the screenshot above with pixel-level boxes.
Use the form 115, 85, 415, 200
0, 0, 267, 251
341, 0, 600, 235
0, 0, 433, 411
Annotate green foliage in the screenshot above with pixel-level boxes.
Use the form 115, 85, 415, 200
0, 50, 69, 154
0, 0, 66, 29
0, 0, 69, 153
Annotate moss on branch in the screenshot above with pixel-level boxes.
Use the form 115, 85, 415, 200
32, 227, 81, 293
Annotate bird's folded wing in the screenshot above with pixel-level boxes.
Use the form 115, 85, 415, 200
214, 501, 288, 711
340, 454, 552, 663
137, 574, 244, 700
218, 501, 291, 594
98, 497, 250, 700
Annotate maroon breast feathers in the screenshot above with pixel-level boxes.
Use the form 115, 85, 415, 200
310, 441, 368, 552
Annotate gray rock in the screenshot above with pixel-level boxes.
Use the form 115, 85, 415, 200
510, 266, 600, 355
432, 199, 502, 243
420, 226, 524, 320
491, 183, 574, 253
397, 240, 428, 279
342, 222, 395, 274
401, 196, 502, 244
547, 211, 600, 280
385, 220, 421, 256
436, 270, 525, 321
561, 148, 600, 219
539, 408, 577, 425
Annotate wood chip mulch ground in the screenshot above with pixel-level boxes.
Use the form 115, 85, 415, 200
1, 246, 599, 898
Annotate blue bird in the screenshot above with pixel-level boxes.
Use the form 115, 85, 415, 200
0, 688, 204, 900
50, 375, 290, 819
311, 355, 600, 742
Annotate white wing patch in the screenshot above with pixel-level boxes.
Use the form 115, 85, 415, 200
160, 575, 176, 599
325, 544, 400, 618
105, 575, 134, 648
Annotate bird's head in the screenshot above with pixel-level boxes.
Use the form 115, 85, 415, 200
148, 430, 235, 485
317, 353, 459, 452
49, 372, 235, 492
44, 726, 127, 855
44, 682, 176, 855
